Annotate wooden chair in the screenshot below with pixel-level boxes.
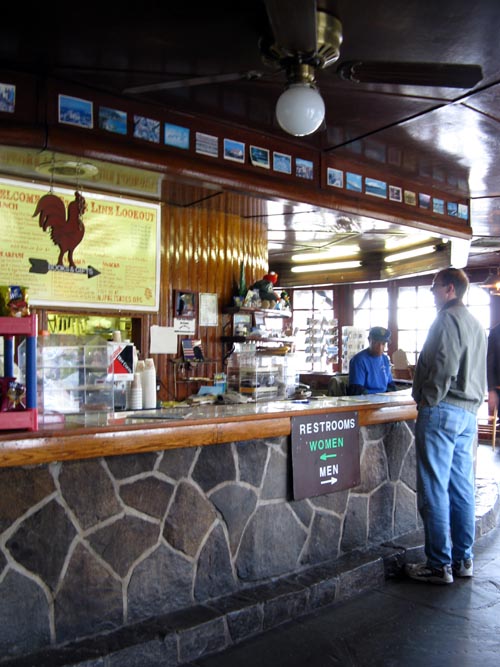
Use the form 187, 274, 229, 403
392, 349, 413, 381
478, 401, 497, 450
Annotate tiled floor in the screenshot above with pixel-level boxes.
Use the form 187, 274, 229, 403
184, 443, 500, 667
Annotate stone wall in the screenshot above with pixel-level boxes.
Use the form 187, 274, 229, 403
0, 420, 418, 662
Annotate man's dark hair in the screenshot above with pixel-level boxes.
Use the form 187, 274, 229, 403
436, 267, 469, 299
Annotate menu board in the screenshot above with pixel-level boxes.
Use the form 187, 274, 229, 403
0, 178, 160, 311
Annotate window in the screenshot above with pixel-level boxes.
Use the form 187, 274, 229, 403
291, 289, 337, 372
353, 287, 389, 333
397, 282, 491, 366
397, 286, 435, 366
465, 284, 490, 333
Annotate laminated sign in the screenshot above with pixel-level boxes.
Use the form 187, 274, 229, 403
0, 178, 160, 311
291, 412, 360, 500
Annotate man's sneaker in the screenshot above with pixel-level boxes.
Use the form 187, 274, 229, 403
452, 558, 473, 578
405, 562, 454, 584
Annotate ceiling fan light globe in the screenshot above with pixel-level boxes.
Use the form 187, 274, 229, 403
275, 84, 325, 136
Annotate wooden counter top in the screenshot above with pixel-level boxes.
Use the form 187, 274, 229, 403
0, 392, 417, 469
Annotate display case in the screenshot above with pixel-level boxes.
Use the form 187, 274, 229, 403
24, 334, 114, 415
226, 345, 296, 401
0, 314, 38, 431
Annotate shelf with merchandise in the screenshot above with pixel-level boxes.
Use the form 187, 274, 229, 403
0, 314, 38, 432
222, 306, 294, 362
170, 358, 219, 401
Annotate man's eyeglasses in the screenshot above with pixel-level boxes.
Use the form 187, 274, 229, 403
430, 282, 448, 292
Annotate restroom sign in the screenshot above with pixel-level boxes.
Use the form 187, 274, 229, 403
291, 412, 360, 500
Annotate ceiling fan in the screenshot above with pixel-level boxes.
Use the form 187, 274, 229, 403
123, 0, 483, 137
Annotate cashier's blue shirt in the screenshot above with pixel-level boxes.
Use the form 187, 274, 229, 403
348, 348, 394, 394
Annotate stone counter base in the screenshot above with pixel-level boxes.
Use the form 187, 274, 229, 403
1, 479, 498, 667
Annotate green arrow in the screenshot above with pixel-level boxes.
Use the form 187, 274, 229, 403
319, 453, 337, 461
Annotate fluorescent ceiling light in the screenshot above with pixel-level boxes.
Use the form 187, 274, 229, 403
384, 235, 435, 251
384, 245, 436, 263
291, 260, 361, 273
291, 245, 359, 263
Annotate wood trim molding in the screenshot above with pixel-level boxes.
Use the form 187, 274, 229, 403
0, 399, 417, 469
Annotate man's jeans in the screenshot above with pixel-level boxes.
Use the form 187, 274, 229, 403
415, 402, 477, 567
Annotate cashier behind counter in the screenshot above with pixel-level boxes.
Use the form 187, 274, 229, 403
347, 326, 397, 396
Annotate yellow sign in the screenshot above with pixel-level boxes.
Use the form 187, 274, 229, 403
0, 178, 160, 311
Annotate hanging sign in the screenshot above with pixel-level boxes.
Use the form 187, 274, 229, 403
291, 411, 360, 500
0, 178, 160, 311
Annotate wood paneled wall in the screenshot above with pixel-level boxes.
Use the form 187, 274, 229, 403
157, 191, 269, 400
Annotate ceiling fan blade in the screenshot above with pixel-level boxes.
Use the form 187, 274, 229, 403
264, 0, 317, 56
337, 61, 483, 88
124, 71, 262, 94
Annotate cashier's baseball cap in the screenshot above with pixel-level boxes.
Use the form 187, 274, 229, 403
368, 326, 391, 343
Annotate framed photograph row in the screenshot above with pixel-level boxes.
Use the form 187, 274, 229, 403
326, 167, 468, 221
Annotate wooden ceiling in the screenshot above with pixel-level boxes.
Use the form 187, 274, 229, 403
2, 0, 500, 282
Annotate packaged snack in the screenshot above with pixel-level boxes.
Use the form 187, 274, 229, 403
0, 285, 30, 317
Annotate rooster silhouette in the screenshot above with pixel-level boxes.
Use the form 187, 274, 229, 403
33, 191, 87, 268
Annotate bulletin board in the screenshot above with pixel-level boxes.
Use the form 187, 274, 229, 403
0, 178, 160, 311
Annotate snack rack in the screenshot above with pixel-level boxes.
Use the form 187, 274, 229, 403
0, 314, 38, 431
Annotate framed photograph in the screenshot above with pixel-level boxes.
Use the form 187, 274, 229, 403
418, 193, 431, 209
173, 290, 197, 335
458, 203, 469, 220
199, 292, 218, 327
296, 158, 313, 179
250, 145, 270, 168
447, 201, 458, 217
365, 177, 387, 198
346, 172, 362, 192
433, 198, 445, 214
233, 312, 252, 336
223, 138, 245, 163
389, 185, 402, 202
273, 151, 291, 174
404, 190, 417, 206
175, 291, 196, 318
196, 132, 218, 157
58, 95, 93, 128
327, 167, 343, 188
164, 122, 190, 149
99, 106, 127, 135
133, 115, 160, 142
0, 82, 15, 113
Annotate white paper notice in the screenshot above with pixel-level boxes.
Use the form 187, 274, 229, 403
173, 317, 196, 335
150, 326, 178, 354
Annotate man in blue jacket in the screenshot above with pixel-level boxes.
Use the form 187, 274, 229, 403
348, 326, 396, 395
406, 268, 486, 585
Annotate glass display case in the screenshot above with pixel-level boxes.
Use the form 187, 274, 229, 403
20, 334, 114, 415
227, 345, 296, 401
